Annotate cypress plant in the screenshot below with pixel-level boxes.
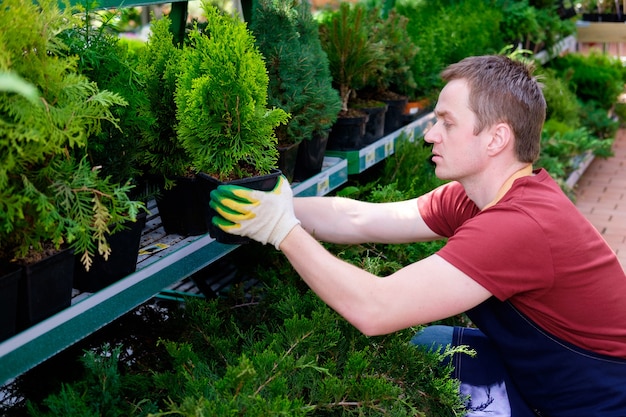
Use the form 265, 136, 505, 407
250, 0, 341, 147
60, 13, 154, 189
174, 2, 289, 181
137, 15, 189, 185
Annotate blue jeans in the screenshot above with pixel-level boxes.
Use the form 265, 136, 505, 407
412, 325, 536, 417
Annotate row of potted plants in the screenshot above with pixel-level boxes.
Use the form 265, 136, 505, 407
0, 0, 420, 341
0, 0, 147, 339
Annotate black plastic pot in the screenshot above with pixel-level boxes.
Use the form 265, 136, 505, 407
73, 211, 148, 293
382, 96, 408, 135
0, 262, 21, 342
359, 103, 387, 145
293, 130, 329, 182
198, 169, 282, 245
326, 112, 368, 151
278, 141, 301, 182
17, 247, 74, 330
155, 176, 210, 236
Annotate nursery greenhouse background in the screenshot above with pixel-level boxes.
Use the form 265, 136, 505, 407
2, 0, 626, 415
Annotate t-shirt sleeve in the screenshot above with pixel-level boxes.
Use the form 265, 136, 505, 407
418, 182, 554, 300
437, 207, 554, 300
418, 182, 480, 237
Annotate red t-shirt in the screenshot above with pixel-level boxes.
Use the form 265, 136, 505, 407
418, 168, 626, 358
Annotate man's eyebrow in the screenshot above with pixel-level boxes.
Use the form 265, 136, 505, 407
434, 109, 451, 119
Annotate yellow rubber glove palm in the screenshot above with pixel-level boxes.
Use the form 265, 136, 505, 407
209, 176, 300, 249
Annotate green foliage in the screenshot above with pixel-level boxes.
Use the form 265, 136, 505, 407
393, 0, 446, 100
60, 10, 153, 187
381, 134, 446, 196
175, 2, 289, 181
250, 0, 341, 146
0, 0, 143, 269
357, 7, 419, 97
437, 0, 503, 65
539, 66, 581, 127
538, 51, 620, 190
537, 123, 613, 180
548, 51, 626, 111
27, 345, 158, 417
317, 2, 386, 112
578, 100, 619, 140
137, 15, 189, 181
496, 0, 575, 54
394, 0, 503, 100
498, 0, 541, 50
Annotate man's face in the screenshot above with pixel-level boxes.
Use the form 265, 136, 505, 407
424, 79, 491, 182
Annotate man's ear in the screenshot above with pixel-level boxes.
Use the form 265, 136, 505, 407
486, 123, 512, 156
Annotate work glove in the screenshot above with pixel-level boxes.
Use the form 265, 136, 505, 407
209, 175, 300, 249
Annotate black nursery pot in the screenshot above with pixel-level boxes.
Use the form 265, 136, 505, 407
326, 113, 368, 151
155, 176, 210, 236
359, 103, 387, 145
293, 130, 329, 182
278, 141, 301, 183
73, 211, 148, 293
382, 97, 409, 135
17, 247, 74, 330
198, 169, 282, 245
0, 262, 21, 342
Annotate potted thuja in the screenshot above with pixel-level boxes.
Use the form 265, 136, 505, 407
250, 0, 341, 181
138, 14, 204, 236
0, 0, 144, 331
60, 14, 151, 292
174, 2, 289, 244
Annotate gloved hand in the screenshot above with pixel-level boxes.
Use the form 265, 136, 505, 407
209, 175, 300, 249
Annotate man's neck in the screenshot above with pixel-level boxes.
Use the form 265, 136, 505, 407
463, 163, 533, 210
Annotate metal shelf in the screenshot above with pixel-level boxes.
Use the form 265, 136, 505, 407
292, 157, 348, 197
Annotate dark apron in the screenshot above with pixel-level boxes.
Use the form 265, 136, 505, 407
452, 298, 626, 416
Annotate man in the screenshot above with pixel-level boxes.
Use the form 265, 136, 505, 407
210, 55, 626, 416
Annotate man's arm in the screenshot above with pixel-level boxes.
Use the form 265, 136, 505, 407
280, 225, 492, 336
294, 196, 444, 245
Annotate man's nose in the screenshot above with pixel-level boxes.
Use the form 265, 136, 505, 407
423, 122, 438, 144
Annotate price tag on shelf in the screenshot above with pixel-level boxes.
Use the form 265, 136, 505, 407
364, 149, 376, 169
384, 139, 394, 156
316, 173, 330, 195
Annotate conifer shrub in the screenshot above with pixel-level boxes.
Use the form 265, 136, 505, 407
59, 12, 153, 188
0, 0, 143, 269
317, 2, 385, 113
175, 2, 289, 181
137, 15, 189, 185
250, 0, 341, 147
